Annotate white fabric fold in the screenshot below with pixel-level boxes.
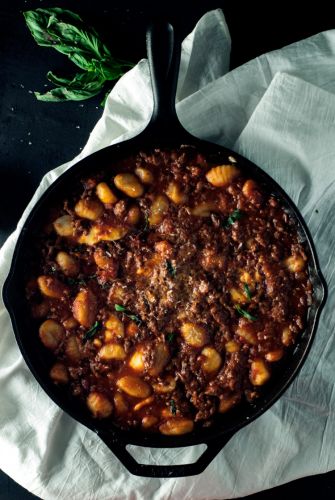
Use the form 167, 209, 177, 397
1, 8, 335, 499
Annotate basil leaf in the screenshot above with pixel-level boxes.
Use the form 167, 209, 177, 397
143, 214, 149, 232
225, 209, 242, 227
243, 283, 252, 301
127, 314, 141, 325
170, 399, 177, 415
114, 304, 142, 325
235, 305, 257, 321
166, 333, 176, 343
165, 259, 176, 277
36, 71, 105, 102
66, 277, 85, 285
115, 304, 126, 312
83, 320, 101, 342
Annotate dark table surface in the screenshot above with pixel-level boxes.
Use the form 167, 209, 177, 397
1, 0, 335, 498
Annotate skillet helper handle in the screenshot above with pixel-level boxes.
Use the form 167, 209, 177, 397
98, 430, 234, 478
146, 21, 184, 136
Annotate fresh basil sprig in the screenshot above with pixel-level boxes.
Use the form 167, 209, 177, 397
23, 8, 134, 103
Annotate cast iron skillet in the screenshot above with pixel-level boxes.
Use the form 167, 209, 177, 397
3, 22, 327, 478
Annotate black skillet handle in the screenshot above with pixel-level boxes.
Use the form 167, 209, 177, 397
146, 21, 185, 138
98, 430, 235, 478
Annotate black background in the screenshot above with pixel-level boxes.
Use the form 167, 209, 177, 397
1, 0, 335, 498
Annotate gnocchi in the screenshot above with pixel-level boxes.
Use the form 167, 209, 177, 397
206, 164, 240, 187
116, 376, 151, 399
53, 215, 74, 237
105, 314, 124, 337
99, 343, 126, 361
37, 275, 69, 299
65, 335, 81, 363
96, 182, 118, 204
78, 225, 128, 245
250, 359, 270, 386
284, 255, 306, 272
191, 202, 217, 217
148, 194, 169, 225
181, 322, 207, 348
72, 289, 97, 328
39, 320, 64, 350
159, 418, 194, 436
87, 392, 113, 418
56, 251, 79, 277
135, 167, 154, 184
114, 173, 144, 198
166, 181, 187, 204
75, 198, 104, 221
201, 347, 222, 373
50, 362, 69, 384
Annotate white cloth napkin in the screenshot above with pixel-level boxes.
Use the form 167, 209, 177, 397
1, 8, 335, 499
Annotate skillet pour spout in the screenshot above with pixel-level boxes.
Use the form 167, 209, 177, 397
3, 20, 327, 478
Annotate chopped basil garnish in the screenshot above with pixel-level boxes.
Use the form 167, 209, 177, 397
225, 209, 242, 227
83, 320, 101, 342
235, 305, 257, 321
166, 259, 176, 277
101, 282, 111, 290
143, 214, 149, 232
66, 277, 86, 286
243, 283, 252, 301
114, 304, 142, 325
170, 399, 177, 415
166, 332, 176, 343
127, 314, 142, 325
114, 304, 126, 312
73, 245, 86, 253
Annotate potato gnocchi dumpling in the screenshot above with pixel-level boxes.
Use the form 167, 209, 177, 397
114, 173, 144, 198
39, 320, 64, 350
53, 215, 74, 237
96, 182, 118, 205
87, 392, 113, 418
26, 145, 312, 434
